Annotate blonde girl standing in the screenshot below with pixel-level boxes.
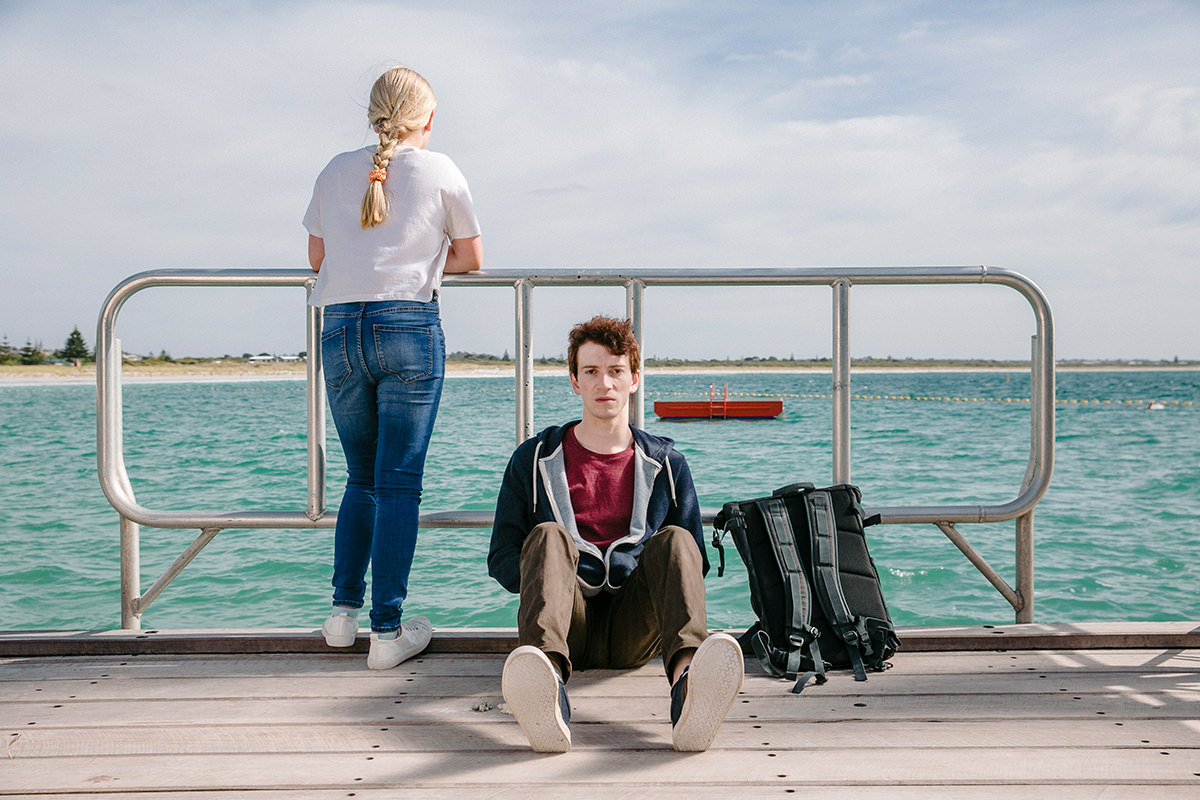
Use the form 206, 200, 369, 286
304, 66, 482, 669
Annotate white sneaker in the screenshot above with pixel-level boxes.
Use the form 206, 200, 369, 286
671, 633, 744, 752
321, 611, 358, 647
502, 645, 571, 753
367, 616, 433, 670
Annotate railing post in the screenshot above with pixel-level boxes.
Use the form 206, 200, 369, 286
102, 337, 144, 630
1015, 512, 1035, 623
305, 286, 326, 521
1014, 332, 1041, 622
626, 278, 645, 429
120, 516, 141, 630
832, 278, 852, 484
515, 278, 535, 444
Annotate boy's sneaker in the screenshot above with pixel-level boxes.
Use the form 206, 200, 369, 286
670, 632, 744, 752
366, 616, 433, 670
321, 611, 358, 647
502, 645, 571, 752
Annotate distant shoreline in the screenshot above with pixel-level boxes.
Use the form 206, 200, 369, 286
3, 358, 1198, 387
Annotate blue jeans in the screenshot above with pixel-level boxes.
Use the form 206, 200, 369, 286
321, 300, 445, 633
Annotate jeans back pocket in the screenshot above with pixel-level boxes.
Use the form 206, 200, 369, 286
321, 326, 353, 389
373, 324, 440, 383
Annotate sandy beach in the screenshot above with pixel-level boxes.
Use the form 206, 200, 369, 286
0, 361, 823, 387
1, 361, 309, 386
3, 359, 1196, 387
0, 360, 529, 386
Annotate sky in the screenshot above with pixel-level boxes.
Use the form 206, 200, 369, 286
1, 0, 1198, 362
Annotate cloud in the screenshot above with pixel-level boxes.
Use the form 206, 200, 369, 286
724, 47, 818, 64
1103, 84, 1200, 149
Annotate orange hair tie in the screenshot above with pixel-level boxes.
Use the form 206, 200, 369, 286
368, 169, 387, 182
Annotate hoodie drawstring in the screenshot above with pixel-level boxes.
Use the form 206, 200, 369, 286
664, 454, 678, 507
531, 439, 543, 514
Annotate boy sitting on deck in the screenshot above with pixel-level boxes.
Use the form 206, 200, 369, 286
487, 315, 744, 753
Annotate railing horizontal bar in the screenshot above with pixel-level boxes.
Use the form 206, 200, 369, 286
112, 505, 1038, 533
101, 508, 333, 530
445, 264, 1008, 287
98, 265, 1031, 289
105, 269, 315, 289
869, 499, 1041, 525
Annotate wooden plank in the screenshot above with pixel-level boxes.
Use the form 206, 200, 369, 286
0, 653, 533, 681
3, 621, 1198, 657
3, 789, 1197, 800
4, 647, 1199, 682
0, 628, 520, 657
6, 718, 1198, 756
896, 621, 1200, 651
3, 747, 1199, 794
0, 653, 516, 681
6, 685, 1200, 729
3, 649, 1198, 694
5, 668, 1198, 704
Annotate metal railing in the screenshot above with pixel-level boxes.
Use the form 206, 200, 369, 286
97, 266, 1054, 629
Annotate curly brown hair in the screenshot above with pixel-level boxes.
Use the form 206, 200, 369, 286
567, 315, 641, 377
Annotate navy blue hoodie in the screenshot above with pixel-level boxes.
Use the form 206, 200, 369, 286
488, 422, 707, 596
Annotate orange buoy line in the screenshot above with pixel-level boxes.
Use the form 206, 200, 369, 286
643, 391, 1195, 407
512, 388, 1194, 407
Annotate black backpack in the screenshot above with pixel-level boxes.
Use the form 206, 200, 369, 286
713, 483, 900, 693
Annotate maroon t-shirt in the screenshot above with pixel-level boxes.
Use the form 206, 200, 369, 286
563, 426, 634, 550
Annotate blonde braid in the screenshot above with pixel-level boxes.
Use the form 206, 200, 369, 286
361, 128, 402, 228
359, 66, 437, 229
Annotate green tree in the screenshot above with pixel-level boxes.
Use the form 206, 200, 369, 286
0, 334, 14, 365
58, 327, 91, 362
19, 339, 45, 365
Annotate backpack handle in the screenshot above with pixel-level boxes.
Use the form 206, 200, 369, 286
772, 482, 815, 497
711, 502, 746, 578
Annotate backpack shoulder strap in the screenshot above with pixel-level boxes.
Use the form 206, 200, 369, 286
806, 490, 872, 681
711, 503, 738, 578
754, 497, 826, 692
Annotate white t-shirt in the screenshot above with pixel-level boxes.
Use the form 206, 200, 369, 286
303, 145, 481, 307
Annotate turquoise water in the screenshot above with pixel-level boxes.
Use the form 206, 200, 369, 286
1, 370, 1198, 632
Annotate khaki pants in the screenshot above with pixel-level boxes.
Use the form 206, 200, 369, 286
517, 521, 709, 681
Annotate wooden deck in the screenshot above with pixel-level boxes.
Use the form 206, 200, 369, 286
3, 623, 1200, 797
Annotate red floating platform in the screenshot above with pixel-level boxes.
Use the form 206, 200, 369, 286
653, 384, 783, 419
